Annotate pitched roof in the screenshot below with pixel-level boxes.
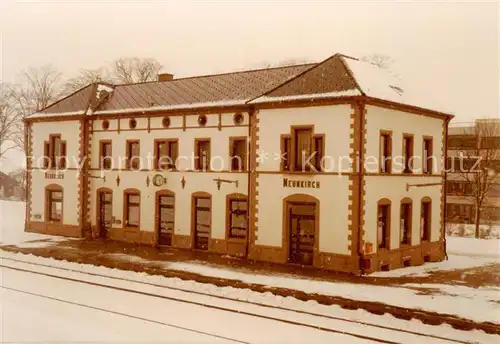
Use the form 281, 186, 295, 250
29, 53, 452, 118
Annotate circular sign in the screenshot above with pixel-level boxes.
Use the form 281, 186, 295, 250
152, 174, 166, 187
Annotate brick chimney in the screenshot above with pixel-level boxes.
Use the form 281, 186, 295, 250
158, 73, 174, 82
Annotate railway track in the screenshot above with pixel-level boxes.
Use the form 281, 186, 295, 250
0, 255, 484, 343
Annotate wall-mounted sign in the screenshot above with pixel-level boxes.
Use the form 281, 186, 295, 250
45, 172, 64, 179
152, 174, 167, 187
283, 178, 320, 189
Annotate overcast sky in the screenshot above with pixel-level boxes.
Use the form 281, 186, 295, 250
0, 0, 498, 170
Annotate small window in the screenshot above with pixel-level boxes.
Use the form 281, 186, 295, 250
129, 119, 137, 129
377, 201, 390, 249
102, 120, 110, 130
233, 113, 244, 125
294, 128, 313, 171
281, 135, 291, 171
99, 141, 112, 170
423, 137, 433, 174
379, 132, 392, 173
195, 139, 210, 171
230, 138, 247, 171
162, 116, 171, 128
198, 115, 207, 126
155, 139, 178, 170
126, 140, 140, 170
400, 200, 412, 245
47, 189, 63, 222
421, 199, 431, 241
228, 197, 248, 239
125, 192, 140, 227
402, 134, 414, 173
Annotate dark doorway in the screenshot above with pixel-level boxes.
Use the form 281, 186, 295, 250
158, 193, 175, 246
98, 191, 112, 238
288, 202, 316, 266
193, 196, 211, 250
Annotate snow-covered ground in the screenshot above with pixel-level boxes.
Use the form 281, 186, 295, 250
1, 252, 497, 343
1, 200, 499, 327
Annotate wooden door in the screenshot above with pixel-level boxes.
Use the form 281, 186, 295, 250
98, 191, 112, 238
158, 194, 175, 246
288, 202, 316, 266
194, 197, 211, 250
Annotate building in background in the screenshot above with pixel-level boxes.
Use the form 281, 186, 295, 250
446, 119, 500, 229
0, 171, 25, 200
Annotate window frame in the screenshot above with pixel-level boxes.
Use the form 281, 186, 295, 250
45, 184, 63, 223
124, 189, 141, 228
280, 126, 324, 173
402, 133, 414, 174
99, 140, 112, 170
154, 139, 178, 170
379, 130, 392, 173
229, 137, 247, 172
226, 194, 248, 241
44, 134, 67, 169
400, 198, 412, 246
125, 140, 140, 170
421, 197, 432, 242
377, 199, 391, 250
194, 138, 211, 171
422, 136, 433, 174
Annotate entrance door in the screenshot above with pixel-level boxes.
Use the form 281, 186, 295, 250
288, 202, 316, 266
193, 196, 211, 250
158, 194, 175, 246
98, 191, 112, 238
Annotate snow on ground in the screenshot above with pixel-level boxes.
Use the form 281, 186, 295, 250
1, 200, 499, 324
1, 252, 497, 343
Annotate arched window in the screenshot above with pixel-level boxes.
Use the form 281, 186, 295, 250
156, 190, 175, 246
45, 184, 63, 223
226, 193, 248, 240
124, 189, 140, 228
400, 198, 413, 245
377, 198, 391, 249
192, 192, 211, 250
421, 197, 432, 242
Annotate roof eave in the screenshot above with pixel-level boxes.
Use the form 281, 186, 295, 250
363, 96, 455, 120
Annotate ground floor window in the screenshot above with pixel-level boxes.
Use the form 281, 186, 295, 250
421, 198, 432, 241
400, 199, 412, 245
158, 192, 175, 246
125, 191, 140, 227
193, 194, 211, 250
377, 200, 391, 249
47, 187, 63, 222
227, 195, 248, 239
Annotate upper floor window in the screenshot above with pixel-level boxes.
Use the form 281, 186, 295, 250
99, 140, 112, 170
379, 131, 392, 173
281, 127, 324, 172
44, 135, 66, 169
402, 134, 414, 173
377, 200, 391, 249
230, 137, 247, 171
126, 140, 140, 170
195, 139, 210, 171
423, 137, 433, 174
155, 139, 178, 170
400, 199, 412, 245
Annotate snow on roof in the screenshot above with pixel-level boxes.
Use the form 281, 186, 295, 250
29, 110, 85, 119
248, 89, 360, 104
342, 56, 452, 114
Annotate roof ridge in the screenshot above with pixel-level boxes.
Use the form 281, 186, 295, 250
112, 62, 318, 88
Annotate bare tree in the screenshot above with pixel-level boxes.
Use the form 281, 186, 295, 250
361, 54, 394, 69
111, 57, 162, 84
0, 84, 18, 160
9, 65, 63, 150
63, 67, 112, 94
456, 120, 500, 238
